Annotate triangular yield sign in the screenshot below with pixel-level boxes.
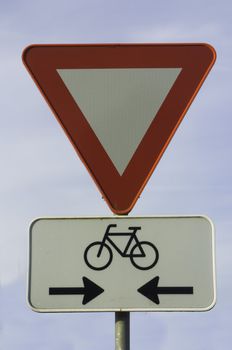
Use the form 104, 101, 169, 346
22, 44, 216, 214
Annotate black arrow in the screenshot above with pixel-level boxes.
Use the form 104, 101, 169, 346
49, 277, 104, 305
138, 276, 193, 304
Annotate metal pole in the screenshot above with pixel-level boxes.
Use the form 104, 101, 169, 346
115, 311, 130, 350
114, 210, 130, 350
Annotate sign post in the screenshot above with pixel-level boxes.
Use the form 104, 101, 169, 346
28, 215, 215, 349
23, 43, 216, 350
115, 312, 130, 350
115, 210, 130, 350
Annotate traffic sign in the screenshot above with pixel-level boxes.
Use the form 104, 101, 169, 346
28, 216, 216, 312
22, 44, 216, 214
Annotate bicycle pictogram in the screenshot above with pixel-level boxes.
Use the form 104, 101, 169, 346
84, 224, 159, 271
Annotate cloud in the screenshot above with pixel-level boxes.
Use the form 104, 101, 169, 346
3, 273, 231, 350
130, 23, 222, 42
0, 279, 114, 350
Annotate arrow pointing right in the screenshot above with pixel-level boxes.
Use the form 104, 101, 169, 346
49, 277, 104, 305
138, 276, 193, 304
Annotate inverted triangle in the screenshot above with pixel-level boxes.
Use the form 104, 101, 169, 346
57, 68, 181, 175
22, 44, 216, 214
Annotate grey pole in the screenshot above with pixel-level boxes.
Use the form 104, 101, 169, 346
114, 209, 130, 350
115, 311, 130, 350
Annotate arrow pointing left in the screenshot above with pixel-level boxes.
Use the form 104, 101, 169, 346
49, 277, 104, 305
138, 276, 193, 305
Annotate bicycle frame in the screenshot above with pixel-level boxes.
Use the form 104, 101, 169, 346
97, 224, 145, 258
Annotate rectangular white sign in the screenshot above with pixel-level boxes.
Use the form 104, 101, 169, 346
28, 216, 216, 312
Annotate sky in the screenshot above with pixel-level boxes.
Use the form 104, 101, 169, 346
0, 0, 231, 349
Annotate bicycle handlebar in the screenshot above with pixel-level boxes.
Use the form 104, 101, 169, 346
106, 224, 141, 231
128, 226, 141, 231
105, 224, 141, 235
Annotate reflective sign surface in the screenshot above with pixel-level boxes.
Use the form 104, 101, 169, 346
28, 216, 216, 312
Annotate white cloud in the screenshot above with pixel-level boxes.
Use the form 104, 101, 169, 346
0, 279, 114, 350
130, 23, 223, 42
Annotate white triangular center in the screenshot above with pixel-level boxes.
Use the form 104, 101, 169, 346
57, 68, 181, 175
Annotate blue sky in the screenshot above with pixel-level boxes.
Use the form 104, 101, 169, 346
0, 0, 231, 349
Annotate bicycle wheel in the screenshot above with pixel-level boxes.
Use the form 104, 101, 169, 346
130, 241, 159, 270
84, 242, 113, 271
